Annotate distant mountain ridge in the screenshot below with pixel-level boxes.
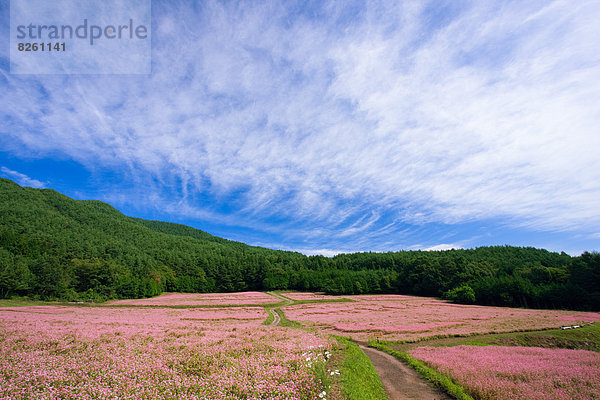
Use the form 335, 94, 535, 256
0, 178, 598, 310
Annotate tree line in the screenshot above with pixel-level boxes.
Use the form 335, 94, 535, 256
1, 178, 598, 310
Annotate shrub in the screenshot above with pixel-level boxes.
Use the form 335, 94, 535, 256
443, 284, 476, 304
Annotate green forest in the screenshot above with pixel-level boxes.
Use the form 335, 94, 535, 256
1, 178, 598, 310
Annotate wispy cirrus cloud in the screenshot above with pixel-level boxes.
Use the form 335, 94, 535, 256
1, 0, 599, 252
1, 167, 46, 188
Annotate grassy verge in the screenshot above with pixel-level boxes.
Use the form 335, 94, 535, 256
334, 336, 387, 400
482, 323, 600, 351
381, 327, 559, 347
274, 308, 303, 329
370, 341, 474, 400
263, 308, 275, 325
385, 324, 600, 353
0, 298, 60, 307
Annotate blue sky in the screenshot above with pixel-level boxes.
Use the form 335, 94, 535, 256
1, 0, 599, 256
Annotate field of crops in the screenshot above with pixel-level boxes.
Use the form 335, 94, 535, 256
409, 345, 600, 400
282, 293, 600, 399
0, 303, 332, 399
106, 291, 278, 306
282, 294, 600, 341
281, 293, 340, 301
2, 292, 599, 400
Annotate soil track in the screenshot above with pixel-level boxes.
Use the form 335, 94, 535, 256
359, 345, 452, 400
270, 309, 281, 325
267, 292, 293, 326
267, 293, 451, 398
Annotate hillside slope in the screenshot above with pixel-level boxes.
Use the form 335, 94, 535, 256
0, 178, 598, 310
0, 177, 282, 299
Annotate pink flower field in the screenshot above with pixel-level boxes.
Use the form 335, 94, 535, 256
283, 294, 600, 341
106, 291, 278, 306
0, 305, 332, 399
409, 345, 600, 400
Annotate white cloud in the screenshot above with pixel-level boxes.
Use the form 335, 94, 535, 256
422, 244, 463, 252
287, 248, 346, 257
1, 0, 599, 250
1, 167, 46, 188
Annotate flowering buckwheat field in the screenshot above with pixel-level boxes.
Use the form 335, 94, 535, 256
283, 294, 600, 341
409, 345, 600, 400
3, 291, 599, 400
106, 291, 278, 307
0, 302, 332, 399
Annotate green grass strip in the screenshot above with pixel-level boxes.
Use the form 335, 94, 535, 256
335, 336, 387, 400
0, 299, 59, 307
273, 308, 303, 328
262, 308, 275, 325
370, 341, 474, 400
377, 323, 600, 353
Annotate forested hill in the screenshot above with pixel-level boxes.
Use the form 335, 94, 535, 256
1, 178, 598, 310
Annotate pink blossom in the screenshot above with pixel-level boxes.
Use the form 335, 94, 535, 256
409, 345, 600, 400
282, 294, 600, 341
106, 291, 277, 306
0, 305, 332, 399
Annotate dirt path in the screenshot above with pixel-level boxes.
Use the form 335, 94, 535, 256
359, 345, 452, 400
268, 292, 294, 306
264, 293, 451, 398
266, 292, 293, 326
269, 309, 281, 325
